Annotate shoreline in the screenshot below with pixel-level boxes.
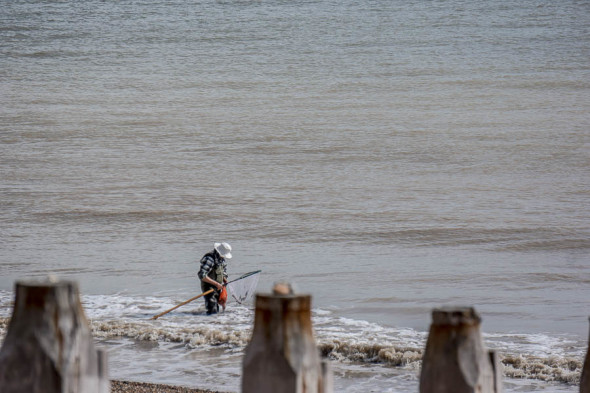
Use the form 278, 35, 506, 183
110, 380, 233, 393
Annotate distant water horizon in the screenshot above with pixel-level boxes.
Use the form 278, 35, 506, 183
1, 0, 588, 391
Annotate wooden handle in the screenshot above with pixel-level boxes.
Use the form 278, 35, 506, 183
150, 289, 215, 320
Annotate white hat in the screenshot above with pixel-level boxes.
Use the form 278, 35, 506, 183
214, 242, 232, 259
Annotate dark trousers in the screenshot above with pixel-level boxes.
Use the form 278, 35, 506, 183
201, 282, 219, 315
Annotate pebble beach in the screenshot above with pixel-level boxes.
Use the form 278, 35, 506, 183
111, 380, 231, 393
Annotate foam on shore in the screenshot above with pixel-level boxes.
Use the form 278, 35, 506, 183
0, 291, 585, 386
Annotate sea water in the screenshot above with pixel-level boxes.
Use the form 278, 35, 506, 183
1, 0, 589, 392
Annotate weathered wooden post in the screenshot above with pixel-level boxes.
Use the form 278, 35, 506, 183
420, 307, 499, 393
242, 282, 332, 393
0, 279, 109, 393
581, 317, 590, 393
320, 359, 333, 393
488, 350, 502, 393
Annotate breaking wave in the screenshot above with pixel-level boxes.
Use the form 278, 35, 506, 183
90, 318, 589, 384
318, 340, 423, 368
502, 354, 582, 384
91, 319, 252, 349
315, 339, 583, 384
0, 295, 585, 386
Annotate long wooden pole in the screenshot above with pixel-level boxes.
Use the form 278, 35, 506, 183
150, 289, 214, 320
151, 270, 262, 320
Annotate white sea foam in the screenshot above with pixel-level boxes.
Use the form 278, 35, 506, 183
85, 293, 586, 384
0, 290, 585, 389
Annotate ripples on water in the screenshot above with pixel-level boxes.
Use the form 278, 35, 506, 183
1, 1, 589, 392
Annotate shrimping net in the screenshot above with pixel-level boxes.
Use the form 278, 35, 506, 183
226, 271, 260, 305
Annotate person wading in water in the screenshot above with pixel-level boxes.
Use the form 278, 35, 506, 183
197, 242, 231, 315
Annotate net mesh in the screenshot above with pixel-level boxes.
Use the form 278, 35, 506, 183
226, 271, 260, 305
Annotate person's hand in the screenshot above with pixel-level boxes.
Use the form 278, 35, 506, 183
216, 283, 224, 291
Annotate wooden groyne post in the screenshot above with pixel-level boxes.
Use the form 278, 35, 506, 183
582, 317, 590, 393
0, 279, 109, 393
242, 282, 332, 393
420, 307, 500, 393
